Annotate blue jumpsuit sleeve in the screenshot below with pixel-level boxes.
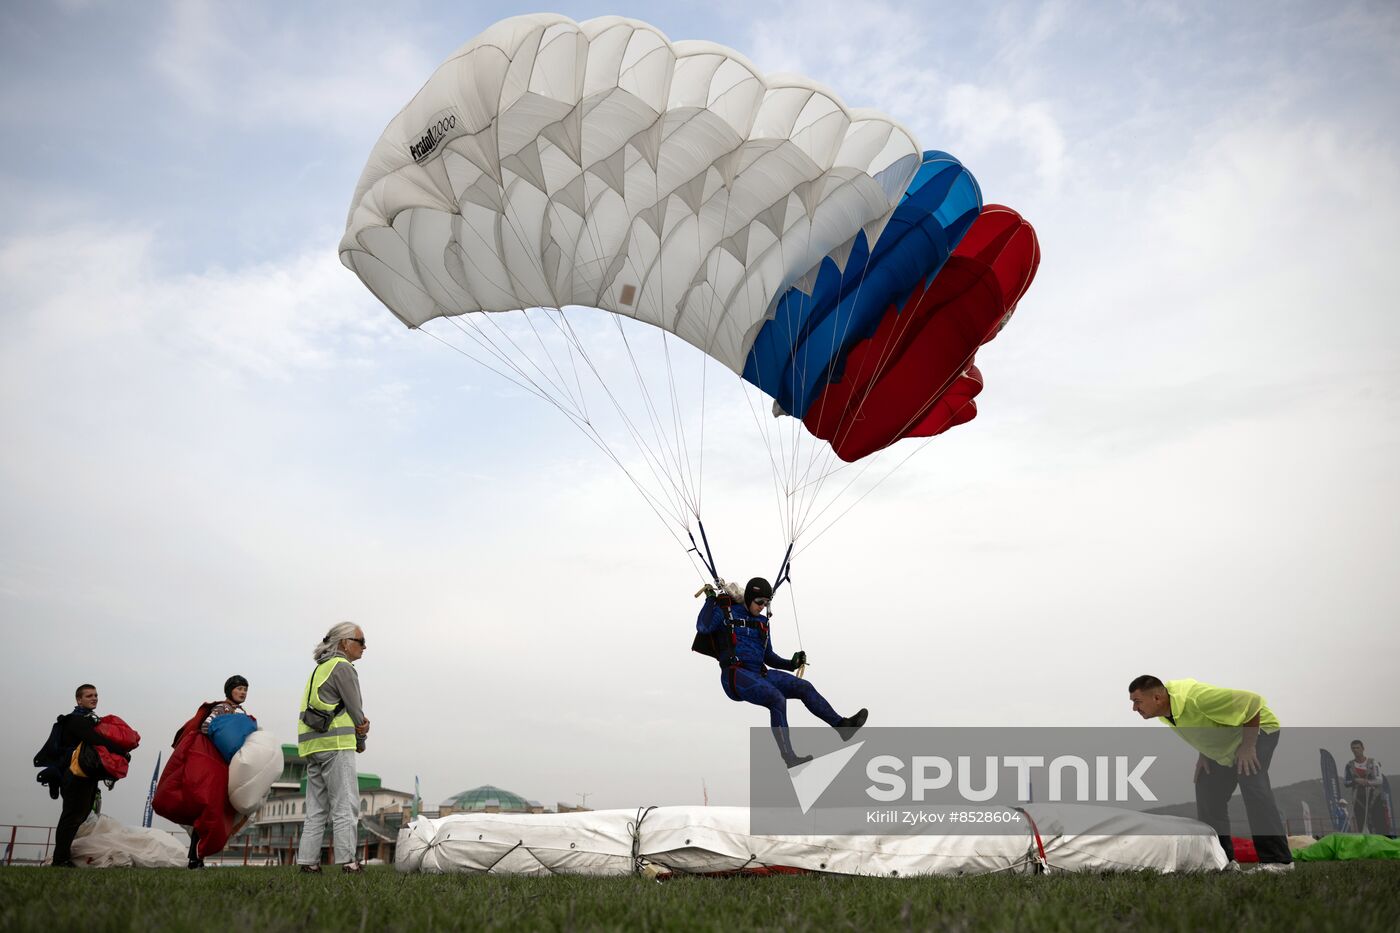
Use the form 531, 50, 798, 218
696, 597, 726, 634
763, 630, 795, 670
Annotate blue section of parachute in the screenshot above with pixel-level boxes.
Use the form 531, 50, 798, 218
741, 151, 983, 419
208, 714, 258, 763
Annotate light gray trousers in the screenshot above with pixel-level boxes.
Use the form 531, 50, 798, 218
297, 748, 359, 865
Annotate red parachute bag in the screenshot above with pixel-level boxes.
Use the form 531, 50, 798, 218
93, 715, 141, 780
152, 703, 240, 858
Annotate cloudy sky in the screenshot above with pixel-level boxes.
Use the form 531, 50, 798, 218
2, 0, 1398, 831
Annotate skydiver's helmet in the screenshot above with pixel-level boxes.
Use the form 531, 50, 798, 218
744, 577, 774, 607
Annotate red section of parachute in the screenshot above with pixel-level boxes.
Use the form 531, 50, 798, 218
152, 703, 240, 858
908, 365, 983, 439
803, 205, 1039, 462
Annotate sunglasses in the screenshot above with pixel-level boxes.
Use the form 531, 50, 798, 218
347, 637, 367, 647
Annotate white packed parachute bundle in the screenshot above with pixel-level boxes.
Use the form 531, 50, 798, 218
69, 814, 187, 869
228, 729, 283, 816
396, 805, 1227, 877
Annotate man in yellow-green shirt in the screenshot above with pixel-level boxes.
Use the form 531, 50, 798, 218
1128, 675, 1291, 870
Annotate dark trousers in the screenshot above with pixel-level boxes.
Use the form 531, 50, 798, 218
1351, 787, 1390, 835
1195, 729, 1291, 864
52, 779, 98, 865
723, 667, 842, 758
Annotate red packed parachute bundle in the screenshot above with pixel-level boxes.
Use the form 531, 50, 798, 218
72, 715, 142, 782
151, 703, 240, 858
93, 715, 140, 781
804, 205, 1039, 462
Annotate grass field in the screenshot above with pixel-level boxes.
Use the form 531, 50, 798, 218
2, 863, 1398, 932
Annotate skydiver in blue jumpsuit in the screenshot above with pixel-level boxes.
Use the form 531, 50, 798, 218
696, 576, 868, 767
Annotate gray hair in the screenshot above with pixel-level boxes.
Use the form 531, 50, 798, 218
313, 622, 361, 662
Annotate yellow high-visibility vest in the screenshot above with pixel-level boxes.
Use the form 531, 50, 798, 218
1161, 678, 1280, 765
297, 657, 357, 756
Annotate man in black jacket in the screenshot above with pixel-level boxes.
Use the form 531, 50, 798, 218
49, 684, 115, 867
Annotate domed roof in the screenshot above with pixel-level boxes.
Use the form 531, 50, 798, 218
441, 784, 535, 811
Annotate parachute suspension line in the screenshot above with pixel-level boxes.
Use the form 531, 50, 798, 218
538, 175, 702, 530
783, 572, 805, 655
541, 309, 697, 525
549, 307, 593, 425
379, 222, 581, 414
738, 364, 799, 546
419, 322, 694, 538
789, 199, 825, 541
794, 435, 937, 557
793, 454, 881, 542
772, 541, 794, 595
694, 164, 793, 535
797, 346, 966, 544
420, 319, 562, 411
696, 329, 710, 518
660, 327, 700, 519
444, 318, 688, 530
649, 169, 702, 521
526, 193, 698, 524
412, 232, 693, 534
790, 210, 883, 541
518, 306, 587, 415
688, 520, 720, 583
734, 240, 791, 540
822, 284, 946, 465
799, 216, 967, 533
765, 200, 826, 546
604, 313, 698, 518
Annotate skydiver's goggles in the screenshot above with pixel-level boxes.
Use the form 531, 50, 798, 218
752, 597, 771, 607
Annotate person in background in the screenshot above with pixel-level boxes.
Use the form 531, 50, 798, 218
296, 623, 370, 875
49, 685, 121, 868
185, 675, 252, 869
1128, 674, 1292, 872
1343, 739, 1387, 834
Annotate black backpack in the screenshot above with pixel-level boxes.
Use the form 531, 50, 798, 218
33, 715, 70, 799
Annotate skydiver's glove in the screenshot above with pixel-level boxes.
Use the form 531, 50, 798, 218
791, 651, 807, 668
696, 583, 734, 607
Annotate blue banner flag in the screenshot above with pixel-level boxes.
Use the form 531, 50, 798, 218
1320, 748, 1347, 832
142, 752, 162, 828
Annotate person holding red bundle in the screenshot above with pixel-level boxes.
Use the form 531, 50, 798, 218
36, 684, 139, 868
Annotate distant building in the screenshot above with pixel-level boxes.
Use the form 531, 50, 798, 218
227, 746, 589, 865
229, 745, 412, 865
437, 783, 597, 815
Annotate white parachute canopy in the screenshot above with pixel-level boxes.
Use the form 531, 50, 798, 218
340, 13, 919, 373
340, 15, 931, 567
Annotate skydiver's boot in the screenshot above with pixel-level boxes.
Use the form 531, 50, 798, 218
774, 726, 812, 769
782, 750, 814, 769
835, 708, 868, 742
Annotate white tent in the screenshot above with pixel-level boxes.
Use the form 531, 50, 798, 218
396, 804, 1227, 876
